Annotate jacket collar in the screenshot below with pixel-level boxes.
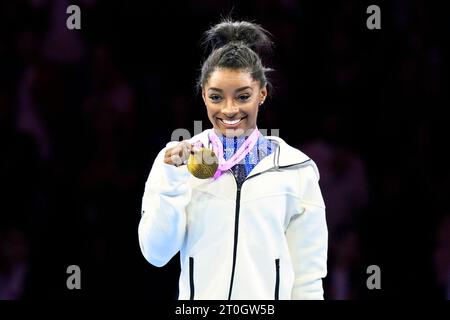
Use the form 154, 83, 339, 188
188, 129, 312, 178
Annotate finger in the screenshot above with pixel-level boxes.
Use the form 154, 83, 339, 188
164, 150, 174, 164
187, 143, 194, 154
180, 143, 190, 164
170, 153, 182, 166
191, 143, 203, 154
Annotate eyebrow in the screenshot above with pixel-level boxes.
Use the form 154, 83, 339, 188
207, 86, 253, 93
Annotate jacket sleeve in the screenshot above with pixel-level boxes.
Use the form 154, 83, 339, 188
286, 162, 328, 300
138, 142, 191, 267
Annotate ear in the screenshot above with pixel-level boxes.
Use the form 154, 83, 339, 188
260, 85, 268, 103
201, 89, 206, 105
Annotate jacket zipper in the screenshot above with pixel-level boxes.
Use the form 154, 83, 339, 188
189, 257, 194, 300
227, 182, 241, 300
226, 170, 278, 299
226, 157, 310, 299
275, 258, 280, 300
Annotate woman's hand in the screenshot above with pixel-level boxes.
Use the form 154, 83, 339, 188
163, 141, 194, 167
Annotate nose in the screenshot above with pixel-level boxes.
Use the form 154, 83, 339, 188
221, 99, 239, 118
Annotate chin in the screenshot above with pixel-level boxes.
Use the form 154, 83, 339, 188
217, 126, 251, 137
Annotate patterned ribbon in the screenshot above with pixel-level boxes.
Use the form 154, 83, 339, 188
208, 127, 261, 179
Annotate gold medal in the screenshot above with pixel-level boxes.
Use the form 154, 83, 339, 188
187, 147, 219, 179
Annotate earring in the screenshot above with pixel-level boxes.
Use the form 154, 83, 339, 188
259, 100, 264, 106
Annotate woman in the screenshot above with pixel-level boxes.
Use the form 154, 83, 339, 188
138, 19, 328, 300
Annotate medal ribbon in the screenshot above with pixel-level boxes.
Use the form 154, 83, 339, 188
208, 127, 261, 179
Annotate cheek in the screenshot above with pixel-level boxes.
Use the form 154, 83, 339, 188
244, 102, 259, 116
204, 103, 213, 115
205, 103, 221, 114
205, 104, 218, 120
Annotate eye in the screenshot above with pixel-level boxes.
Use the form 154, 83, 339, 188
237, 94, 251, 102
209, 95, 222, 102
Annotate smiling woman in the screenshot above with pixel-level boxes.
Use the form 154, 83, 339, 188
202, 69, 265, 135
197, 20, 272, 137
138, 18, 328, 300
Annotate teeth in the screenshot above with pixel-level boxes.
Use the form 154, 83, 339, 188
222, 118, 241, 125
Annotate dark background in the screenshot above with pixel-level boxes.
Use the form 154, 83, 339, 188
1, 0, 449, 299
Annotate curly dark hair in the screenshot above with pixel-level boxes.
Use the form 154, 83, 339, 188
197, 18, 275, 95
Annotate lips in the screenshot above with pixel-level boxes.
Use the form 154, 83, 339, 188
218, 116, 247, 128
222, 118, 241, 125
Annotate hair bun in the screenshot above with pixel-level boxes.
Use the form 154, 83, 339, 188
201, 19, 273, 56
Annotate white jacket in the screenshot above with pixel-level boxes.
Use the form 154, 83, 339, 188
138, 129, 328, 300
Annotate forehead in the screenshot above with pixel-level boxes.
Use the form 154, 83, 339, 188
206, 68, 258, 89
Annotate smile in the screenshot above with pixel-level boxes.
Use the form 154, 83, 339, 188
219, 117, 246, 127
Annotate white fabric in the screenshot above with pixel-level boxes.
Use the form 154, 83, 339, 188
138, 130, 328, 300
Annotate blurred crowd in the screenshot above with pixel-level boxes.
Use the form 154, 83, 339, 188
1, 0, 448, 299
